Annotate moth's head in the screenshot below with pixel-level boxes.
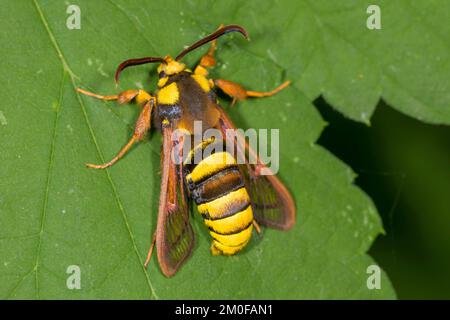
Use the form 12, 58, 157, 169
157, 56, 186, 77
114, 25, 248, 85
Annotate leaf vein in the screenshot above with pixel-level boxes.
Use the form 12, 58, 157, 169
32, 0, 159, 299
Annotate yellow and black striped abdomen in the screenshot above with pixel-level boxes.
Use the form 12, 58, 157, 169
185, 141, 254, 255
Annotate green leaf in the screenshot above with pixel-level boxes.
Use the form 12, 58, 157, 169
231, 0, 450, 125
0, 0, 396, 299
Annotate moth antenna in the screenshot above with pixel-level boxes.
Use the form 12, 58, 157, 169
114, 57, 166, 84
175, 25, 248, 61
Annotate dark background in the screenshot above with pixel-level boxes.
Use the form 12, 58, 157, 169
315, 98, 450, 299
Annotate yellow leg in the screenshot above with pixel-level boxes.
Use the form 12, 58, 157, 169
77, 88, 152, 106
246, 81, 291, 98
214, 79, 291, 106
144, 232, 157, 268
253, 220, 261, 234
86, 98, 154, 169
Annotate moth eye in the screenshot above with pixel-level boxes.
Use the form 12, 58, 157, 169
159, 71, 166, 79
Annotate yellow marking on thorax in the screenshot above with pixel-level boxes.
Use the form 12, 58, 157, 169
191, 74, 211, 92
204, 205, 253, 234
157, 82, 179, 105
186, 152, 236, 184
197, 187, 249, 218
194, 65, 208, 76
157, 77, 168, 88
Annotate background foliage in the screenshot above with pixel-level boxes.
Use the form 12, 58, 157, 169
317, 99, 450, 299
1, 0, 447, 299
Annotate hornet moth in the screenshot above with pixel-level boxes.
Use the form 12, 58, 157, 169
78, 25, 296, 277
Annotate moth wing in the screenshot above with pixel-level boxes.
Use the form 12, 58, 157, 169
156, 126, 195, 277
216, 106, 296, 230
239, 164, 296, 230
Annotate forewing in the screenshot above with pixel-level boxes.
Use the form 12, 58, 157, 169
156, 126, 195, 277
